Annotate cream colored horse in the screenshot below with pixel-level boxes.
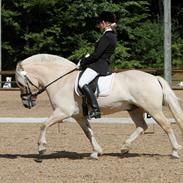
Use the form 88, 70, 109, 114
15, 54, 183, 159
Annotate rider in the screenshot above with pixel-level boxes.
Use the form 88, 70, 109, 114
78, 11, 117, 119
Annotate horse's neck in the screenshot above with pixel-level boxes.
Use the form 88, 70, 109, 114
24, 63, 76, 87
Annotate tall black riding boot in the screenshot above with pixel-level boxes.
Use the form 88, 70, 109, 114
82, 84, 101, 119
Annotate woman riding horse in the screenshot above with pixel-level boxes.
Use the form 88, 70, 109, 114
78, 11, 117, 119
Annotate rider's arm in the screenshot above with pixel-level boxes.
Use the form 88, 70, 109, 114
81, 35, 110, 66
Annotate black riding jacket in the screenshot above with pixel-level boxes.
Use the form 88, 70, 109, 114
82, 30, 117, 76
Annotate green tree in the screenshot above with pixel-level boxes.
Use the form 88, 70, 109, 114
2, 0, 65, 69
2, 0, 183, 70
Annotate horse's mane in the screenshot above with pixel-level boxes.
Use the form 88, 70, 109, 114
21, 54, 76, 67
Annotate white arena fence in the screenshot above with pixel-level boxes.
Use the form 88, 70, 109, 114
0, 69, 183, 90
0, 117, 176, 124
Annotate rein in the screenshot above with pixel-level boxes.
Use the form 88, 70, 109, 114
21, 67, 78, 97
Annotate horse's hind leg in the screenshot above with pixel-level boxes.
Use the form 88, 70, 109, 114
151, 111, 182, 158
121, 108, 148, 154
76, 117, 103, 159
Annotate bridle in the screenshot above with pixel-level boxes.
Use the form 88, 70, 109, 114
17, 64, 78, 108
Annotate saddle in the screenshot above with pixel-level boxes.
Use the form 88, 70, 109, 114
75, 72, 115, 97
75, 72, 115, 116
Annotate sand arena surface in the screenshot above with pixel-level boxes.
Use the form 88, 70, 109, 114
0, 91, 183, 183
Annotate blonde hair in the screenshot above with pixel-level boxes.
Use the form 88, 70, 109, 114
110, 22, 117, 31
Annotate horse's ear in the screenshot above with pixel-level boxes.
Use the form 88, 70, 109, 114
16, 63, 24, 79
15, 63, 28, 86
16, 62, 21, 72
16, 62, 24, 74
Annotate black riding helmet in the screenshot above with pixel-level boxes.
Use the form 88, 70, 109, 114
98, 11, 116, 23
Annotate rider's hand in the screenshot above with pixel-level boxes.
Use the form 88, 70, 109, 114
76, 53, 90, 70
76, 59, 87, 70
76, 60, 81, 70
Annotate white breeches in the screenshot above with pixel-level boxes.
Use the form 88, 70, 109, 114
79, 68, 98, 88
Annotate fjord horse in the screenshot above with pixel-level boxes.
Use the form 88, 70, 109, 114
15, 54, 183, 159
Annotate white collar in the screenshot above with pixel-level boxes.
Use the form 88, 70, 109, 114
103, 28, 112, 34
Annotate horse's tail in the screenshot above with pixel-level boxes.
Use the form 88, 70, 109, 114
157, 76, 183, 135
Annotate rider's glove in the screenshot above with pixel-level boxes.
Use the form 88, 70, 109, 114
76, 59, 87, 70
76, 60, 81, 70
76, 54, 90, 70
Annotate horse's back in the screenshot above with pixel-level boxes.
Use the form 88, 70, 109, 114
113, 70, 163, 105
116, 70, 160, 89
117, 69, 155, 80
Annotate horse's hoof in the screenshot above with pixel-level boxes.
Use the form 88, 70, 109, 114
97, 149, 103, 156
89, 152, 99, 160
121, 143, 131, 156
34, 150, 46, 163
39, 149, 46, 155
121, 149, 129, 155
98, 152, 103, 156
171, 151, 180, 159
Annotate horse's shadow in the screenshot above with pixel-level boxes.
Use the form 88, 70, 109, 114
0, 151, 171, 161
0, 151, 90, 160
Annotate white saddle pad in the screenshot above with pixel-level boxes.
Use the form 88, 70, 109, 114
75, 73, 115, 97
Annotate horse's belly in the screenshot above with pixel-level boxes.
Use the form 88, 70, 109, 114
101, 102, 133, 115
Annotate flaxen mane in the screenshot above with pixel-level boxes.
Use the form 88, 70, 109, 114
21, 54, 76, 67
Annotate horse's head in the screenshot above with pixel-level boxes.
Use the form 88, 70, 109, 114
16, 54, 77, 109
15, 63, 39, 109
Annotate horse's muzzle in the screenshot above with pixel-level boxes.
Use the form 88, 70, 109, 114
21, 95, 37, 109
23, 100, 36, 109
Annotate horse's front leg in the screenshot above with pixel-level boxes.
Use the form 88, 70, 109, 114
76, 117, 103, 159
38, 108, 67, 155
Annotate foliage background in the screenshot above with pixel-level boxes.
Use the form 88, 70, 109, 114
2, 0, 183, 70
